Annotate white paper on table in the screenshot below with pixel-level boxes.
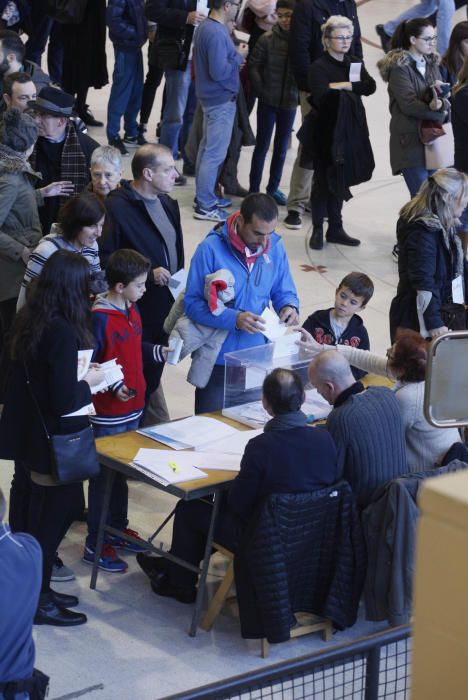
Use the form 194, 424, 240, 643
349, 62, 362, 82
245, 366, 266, 389
302, 388, 332, 421
196, 428, 263, 455
272, 332, 301, 358
260, 307, 287, 341
77, 349, 93, 380
452, 275, 464, 304
168, 269, 188, 299
133, 448, 207, 483
138, 415, 239, 450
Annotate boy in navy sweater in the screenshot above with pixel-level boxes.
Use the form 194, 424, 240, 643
83, 249, 166, 573
303, 272, 373, 380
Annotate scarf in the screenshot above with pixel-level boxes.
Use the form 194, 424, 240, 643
227, 212, 271, 265
264, 410, 308, 432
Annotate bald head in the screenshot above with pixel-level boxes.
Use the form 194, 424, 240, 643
262, 368, 305, 416
131, 143, 177, 195
308, 351, 356, 405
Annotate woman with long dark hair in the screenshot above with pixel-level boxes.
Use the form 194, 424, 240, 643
441, 20, 468, 85
451, 54, 468, 243
0, 250, 104, 627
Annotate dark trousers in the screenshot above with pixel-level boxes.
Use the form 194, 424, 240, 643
179, 80, 197, 166
311, 163, 343, 230
0, 297, 17, 401
249, 102, 296, 193
166, 499, 239, 588
28, 480, 83, 593
194, 364, 225, 415
140, 44, 164, 126
8, 460, 31, 533
24, 15, 63, 84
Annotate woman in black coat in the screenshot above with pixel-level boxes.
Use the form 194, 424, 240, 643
451, 54, 468, 240
0, 250, 104, 626
389, 168, 468, 342
307, 15, 376, 251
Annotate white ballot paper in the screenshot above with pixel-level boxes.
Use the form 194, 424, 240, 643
168, 269, 188, 299
272, 332, 301, 358
452, 275, 464, 305
90, 359, 124, 395
132, 449, 207, 485
196, 428, 263, 455
138, 415, 240, 450
349, 62, 362, 82
260, 307, 287, 341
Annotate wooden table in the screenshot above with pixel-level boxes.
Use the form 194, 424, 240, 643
91, 414, 250, 637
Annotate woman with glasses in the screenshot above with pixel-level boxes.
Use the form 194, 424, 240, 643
307, 15, 376, 250
378, 18, 450, 197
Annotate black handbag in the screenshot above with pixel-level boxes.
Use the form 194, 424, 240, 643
25, 365, 100, 485
46, 0, 88, 24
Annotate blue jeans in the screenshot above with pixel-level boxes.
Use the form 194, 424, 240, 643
107, 48, 144, 142
195, 100, 237, 210
179, 79, 197, 166
384, 0, 455, 55
86, 418, 141, 549
401, 166, 435, 197
249, 102, 296, 193
160, 63, 192, 158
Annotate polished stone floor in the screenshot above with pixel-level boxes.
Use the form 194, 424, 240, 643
2, 1, 462, 697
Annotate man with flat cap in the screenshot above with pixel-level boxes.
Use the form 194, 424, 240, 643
28, 85, 99, 234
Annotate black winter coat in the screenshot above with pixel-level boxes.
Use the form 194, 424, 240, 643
145, 0, 196, 70
289, 0, 362, 92
451, 85, 468, 173
0, 317, 92, 474
248, 25, 298, 111
235, 482, 366, 642
100, 181, 184, 341
62, 0, 108, 93
107, 0, 147, 52
389, 216, 468, 340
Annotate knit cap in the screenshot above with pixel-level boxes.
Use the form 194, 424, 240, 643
0, 107, 38, 152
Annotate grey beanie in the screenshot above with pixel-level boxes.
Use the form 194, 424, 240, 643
0, 107, 38, 152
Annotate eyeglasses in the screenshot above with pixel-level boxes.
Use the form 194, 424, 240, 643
418, 36, 436, 43
330, 35, 353, 42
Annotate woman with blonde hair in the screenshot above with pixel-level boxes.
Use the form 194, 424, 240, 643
389, 167, 468, 340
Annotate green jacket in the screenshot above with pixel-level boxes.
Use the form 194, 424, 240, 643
248, 24, 299, 111
0, 145, 43, 302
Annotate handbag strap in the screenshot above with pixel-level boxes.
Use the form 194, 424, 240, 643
24, 362, 51, 442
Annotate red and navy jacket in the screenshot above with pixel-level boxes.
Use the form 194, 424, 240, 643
91, 295, 164, 427
302, 308, 369, 380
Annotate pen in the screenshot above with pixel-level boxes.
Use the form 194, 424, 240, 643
168, 461, 181, 473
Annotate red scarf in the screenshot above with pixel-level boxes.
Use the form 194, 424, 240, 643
227, 212, 271, 265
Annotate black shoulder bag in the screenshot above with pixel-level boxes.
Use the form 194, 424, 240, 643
25, 364, 100, 484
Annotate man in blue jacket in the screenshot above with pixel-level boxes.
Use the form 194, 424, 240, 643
184, 193, 299, 413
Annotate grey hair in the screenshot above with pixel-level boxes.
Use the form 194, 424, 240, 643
90, 145, 122, 172
321, 14, 354, 49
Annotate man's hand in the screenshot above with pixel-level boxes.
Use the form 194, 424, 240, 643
236, 42, 249, 60
186, 10, 206, 24
236, 311, 265, 334
21, 247, 31, 265
40, 181, 75, 198
429, 326, 449, 338
153, 267, 171, 286
279, 305, 299, 326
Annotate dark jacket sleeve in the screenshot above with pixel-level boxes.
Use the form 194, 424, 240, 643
351, 62, 376, 97
289, 0, 314, 92
248, 33, 267, 99
107, 0, 139, 42
405, 227, 444, 330
227, 441, 264, 524
99, 205, 121, 268
145, 0, 189, 27
46, 320, 92, 417
308, 58, 331, 105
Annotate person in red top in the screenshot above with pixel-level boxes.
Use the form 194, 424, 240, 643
83, 248, 167, 573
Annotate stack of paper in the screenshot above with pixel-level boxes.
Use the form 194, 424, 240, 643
196, 428, 263, 455
222, 389, 331, 428
131, 448, 241, 486
138, 415, 240, 450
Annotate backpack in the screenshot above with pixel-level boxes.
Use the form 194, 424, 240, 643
45, 0, 88, 24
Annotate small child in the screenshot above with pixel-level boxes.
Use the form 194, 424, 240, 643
83, 249, 167, 572
303, 272, 374, 379
248, 0, 298, 205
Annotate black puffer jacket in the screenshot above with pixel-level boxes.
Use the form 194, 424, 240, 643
248, 25, 298, 110
107, 0, 147, 52
145, 0, 196, 71
234, 482, 366, 643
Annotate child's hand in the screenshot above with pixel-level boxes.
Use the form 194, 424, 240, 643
116, 385, 135, 402
161, 347, 169, 361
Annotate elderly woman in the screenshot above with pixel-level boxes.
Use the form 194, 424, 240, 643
299, 327, 462, 472
307, 15, 376, 250
88, 145, 123, 201
390, 168, 468, 340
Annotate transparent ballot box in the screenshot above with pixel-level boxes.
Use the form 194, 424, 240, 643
222, 341, 331, 428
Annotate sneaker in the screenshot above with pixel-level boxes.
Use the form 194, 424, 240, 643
268, 189, 288, 206
107, 528, 149, 553
82, 543, 128, 573
174, 169, 187, 186
193, 205, 229, 222
192, 196, 232, 210
375, 24, 392, 53
284, 211, 302, 229
123, 135, 141, 147
51, 555, 75, 582
109, 136, 129, 156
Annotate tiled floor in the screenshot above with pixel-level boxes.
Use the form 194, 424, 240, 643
2, 1, 463, 697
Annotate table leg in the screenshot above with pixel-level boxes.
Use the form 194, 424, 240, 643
189, 491, 221, 637
90, 467, 115, 590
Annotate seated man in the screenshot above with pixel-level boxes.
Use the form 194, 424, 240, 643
308, 351, 408, 507
0, 487, 47, 698
137, 367, 339, 602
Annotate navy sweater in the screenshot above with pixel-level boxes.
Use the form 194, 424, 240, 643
194, 18, 243, 105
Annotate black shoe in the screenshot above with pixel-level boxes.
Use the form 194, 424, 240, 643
51, 590, 79, 608
375, 24, 392, 53
136, 552, 166, 580
326, 228, 361, 246
284, 211, 302, 229
123, 135, 145, 147
34, 600, 87, 626
174, 169, 187, 186
223, 184, 249, 197
151, 574, 197, 604
309, 225, 324, 250
109, 136, 129, 156
77, 105, 103, 127
75, 507, 88, 523
182, 162, 196, 176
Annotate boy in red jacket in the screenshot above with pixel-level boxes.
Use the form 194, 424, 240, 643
83, 249, 167, 572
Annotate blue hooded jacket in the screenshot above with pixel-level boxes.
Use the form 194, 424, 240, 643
184, 221, 299, 364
